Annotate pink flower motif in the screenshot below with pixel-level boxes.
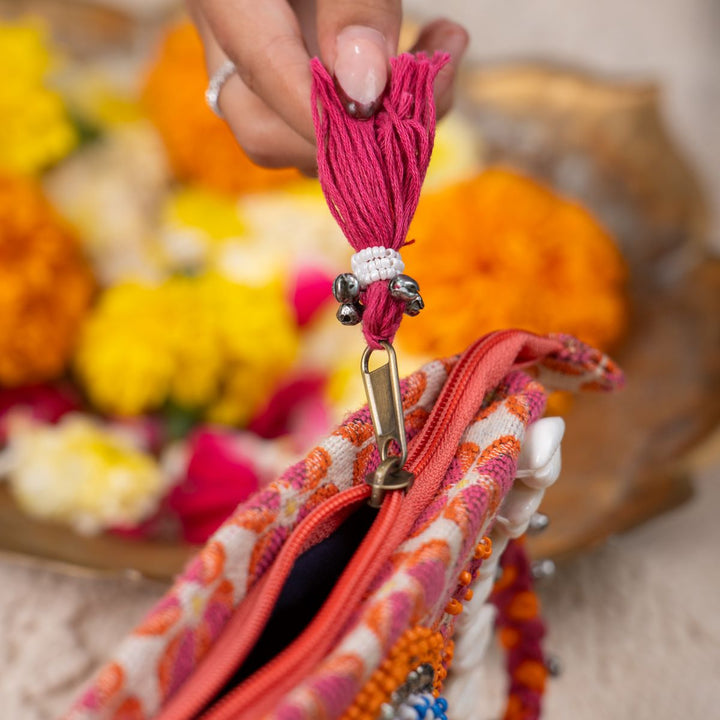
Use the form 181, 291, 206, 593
157, 578, 235, 701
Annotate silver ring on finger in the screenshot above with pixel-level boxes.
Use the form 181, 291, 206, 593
205, 59, 236, 119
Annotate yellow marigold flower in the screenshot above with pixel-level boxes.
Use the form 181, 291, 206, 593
167, 186, 245, 241
76, 283, 174, 414
0, 21, 76, 174
398, 169, 628, 356
3, 414, 169, 535
203, 277, 300, 425
0, 175, 95, 386
142, 21, 299, 195
159, 186, 247, 270
75, 274, 298, 423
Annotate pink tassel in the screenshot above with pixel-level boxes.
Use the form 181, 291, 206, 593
311, 53, 449, 348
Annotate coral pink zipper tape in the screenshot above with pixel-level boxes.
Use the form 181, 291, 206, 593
155, 330, 563, 720
155, 483, 374, 720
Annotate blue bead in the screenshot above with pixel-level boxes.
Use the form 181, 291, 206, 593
436, 698, 448, 711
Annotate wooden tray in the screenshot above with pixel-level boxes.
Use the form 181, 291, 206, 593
529, 262, 719, 560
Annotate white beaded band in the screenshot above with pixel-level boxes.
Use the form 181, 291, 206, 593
350, 246, 405, 288
205, 60, 236, 119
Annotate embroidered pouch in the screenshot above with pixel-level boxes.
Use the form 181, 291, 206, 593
64, 330, 622, 720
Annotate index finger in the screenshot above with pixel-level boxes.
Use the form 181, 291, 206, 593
197, 0, 316, 143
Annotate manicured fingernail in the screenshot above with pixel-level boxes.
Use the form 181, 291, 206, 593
334, 26, 388, 118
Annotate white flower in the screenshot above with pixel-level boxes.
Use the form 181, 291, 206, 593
1, 413, 171, 535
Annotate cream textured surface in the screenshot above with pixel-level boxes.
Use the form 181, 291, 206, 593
1, 459, 718, 719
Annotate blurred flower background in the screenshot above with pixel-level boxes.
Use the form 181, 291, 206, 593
0, 13, 642, 545
0, 1, 716, 551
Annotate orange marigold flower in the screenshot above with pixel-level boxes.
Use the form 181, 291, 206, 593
142, 22, 299, 195
398, 169, 628, 356
0, 175, 95, 386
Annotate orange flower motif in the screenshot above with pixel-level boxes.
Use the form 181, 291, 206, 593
352, 444, 376, 486
0, 175, 94, 386
335, 420, 375, 448
401, 371, 428, 410
398, 169, 628, 357
142, 22, 299, 195
456, 441, 480, 474
304, 446, 332, 489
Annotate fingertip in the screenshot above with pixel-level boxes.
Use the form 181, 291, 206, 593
414, 18, 470, 61
412, 19, 469, 119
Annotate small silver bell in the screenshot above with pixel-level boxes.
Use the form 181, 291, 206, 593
332, 273, 360, 304
389, 273, 420, 301
531, 558, 556, 581
546, 655, 562, 677
528, 512, 550, 534
404, 295, 425, 317
336, 302, 363, 326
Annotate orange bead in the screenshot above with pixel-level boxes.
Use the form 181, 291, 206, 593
474, 536, 493, 560
499, 627, 520, 650
503, 693, 524, 720
507, 590, 539, 621
445, 598, 463, 615
493, 565, 518, 592
514, 659, 547, 692
459, 570, 473, 586
464, 588, 474, 601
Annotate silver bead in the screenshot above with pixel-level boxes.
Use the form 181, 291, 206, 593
531, 558, 556, 581
404, 295, 425, 317
336, 302, 362, 326
379, 702, 395, 720
417, 663, 435, 688
406, 669, 420, 691
528, 512, 550, 534
332, 273, 360, 303
546, 655, 562, 677
388, 273, 420, 301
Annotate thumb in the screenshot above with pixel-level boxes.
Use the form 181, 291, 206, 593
316, 0, 401, 117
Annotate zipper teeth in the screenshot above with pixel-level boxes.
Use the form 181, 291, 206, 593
202, 491, 403, 720
157, 484, 371, 720
407, 331, 509, 477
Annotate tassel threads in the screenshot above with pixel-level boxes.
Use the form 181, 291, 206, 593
311, 53, 449, 348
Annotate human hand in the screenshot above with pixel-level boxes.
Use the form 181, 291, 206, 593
188, 0, 469, 175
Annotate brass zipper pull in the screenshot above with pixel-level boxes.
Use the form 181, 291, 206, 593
361, 342, 414, 507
